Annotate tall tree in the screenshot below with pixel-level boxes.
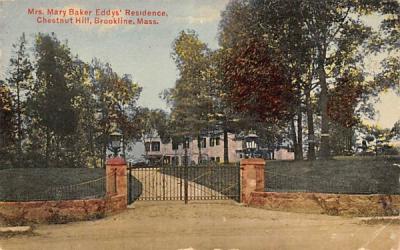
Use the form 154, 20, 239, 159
89, 59, 142, 165
219, 0, 314, 160
219, 0, 396, 160
7, 33, 33, 159
222, 37, 294, 124
0, 82, 15, 162
30, 33, 79, 167
166, 30, 213, 163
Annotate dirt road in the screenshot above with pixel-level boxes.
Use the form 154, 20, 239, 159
1, 201, 399, 250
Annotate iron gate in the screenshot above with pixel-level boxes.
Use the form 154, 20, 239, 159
127, 164, 240, 204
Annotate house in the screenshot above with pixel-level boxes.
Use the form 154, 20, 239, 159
143, 133, 294, 165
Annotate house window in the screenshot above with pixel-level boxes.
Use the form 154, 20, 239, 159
200, 138, 207, 148
151, 141, 160, 151
183, 139, 190, 149
216, 157, 220, 163
215, 137, 220, 146
163, 156, 171, 165
200, 156, 207, 164
199, 138, 206, 148
210, 157, 215, 162
145, 142, 150, 152
210, 138, 215, 147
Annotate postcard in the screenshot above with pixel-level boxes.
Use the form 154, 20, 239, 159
0, 0, 399, 249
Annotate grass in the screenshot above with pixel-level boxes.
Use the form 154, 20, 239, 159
158, 156, 400, 196
0, 168, 105, 201
265, 156, 400, 194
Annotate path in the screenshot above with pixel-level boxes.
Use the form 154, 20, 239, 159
1, 201, 399, 250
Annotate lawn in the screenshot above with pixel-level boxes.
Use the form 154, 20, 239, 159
0, 168, 105, 201
265, 156, 400, 194
159, 156, 400, 197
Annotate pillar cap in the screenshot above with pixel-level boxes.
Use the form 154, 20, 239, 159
106, 157, 126, 166
240, 158, 265, 165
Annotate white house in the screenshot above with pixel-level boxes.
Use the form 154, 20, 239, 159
143, 133, 294, 165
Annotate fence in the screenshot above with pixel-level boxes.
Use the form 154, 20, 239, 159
0, 174, 108, 202
129, 164, 240, 202
265, 170, 400, 195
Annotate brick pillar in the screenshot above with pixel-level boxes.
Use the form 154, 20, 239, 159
240, 158, 265, 204
106, 157, 127, 201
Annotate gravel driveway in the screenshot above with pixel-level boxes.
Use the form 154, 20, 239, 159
131, 168, 228, 200
1, 201, 399, 250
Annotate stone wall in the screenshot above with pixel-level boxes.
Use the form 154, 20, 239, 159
0, 157, 128, 225
0, 199, 105, 225
240, 158, 400, 217
249, 191, 400, 216
0, 195, 127, 225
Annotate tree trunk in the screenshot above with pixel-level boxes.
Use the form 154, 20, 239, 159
16, 81, 22, 166
45, 128, 50, 168
122, 133, 126, 158
305, 87, 316, 160
296, 106, 304, 160
223, 130, 229, 164
318, 45, 330, 159
197, 135, 202, 164
290, 118, 299, 160
15, 60, 23, 166
101, 129, 108, 168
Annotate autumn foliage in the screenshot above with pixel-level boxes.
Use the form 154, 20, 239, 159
327, 76, 364, 128
223, 38, 294, 123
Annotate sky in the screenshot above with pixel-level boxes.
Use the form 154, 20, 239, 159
0, 0, 398, 129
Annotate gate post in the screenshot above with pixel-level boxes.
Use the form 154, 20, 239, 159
240, 158, 265, 205
106, 157, 127, 208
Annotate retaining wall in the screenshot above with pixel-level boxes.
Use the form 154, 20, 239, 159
241, 158, 400, 217
0, 157, 128, 225
249, 191, 400, 216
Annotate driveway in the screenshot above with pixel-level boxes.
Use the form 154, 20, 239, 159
1, 201, 399, 250
131, 168, 229, 200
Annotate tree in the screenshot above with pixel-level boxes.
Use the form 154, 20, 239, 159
219, 0, 397, 160
89, 59, 142, 166
29, 33, 80, 167
219, 0, 315, 160
166, 30, 213, 163
7, 33, 33, 159
3, 33, 143, 168
204, 48, 250, 163
223, 37, 294, 123
0, 82, 15, 162
373, 0, 399, 94
391, 120, 400, 140
299, 1, 395, 159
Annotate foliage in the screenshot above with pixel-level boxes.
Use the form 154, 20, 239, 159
6, 33, 33, 158
137, 107, 170, 143
223, 37, 294, 123
327, 72, 364, 128
167, 30, 212, 138
3, 33, 143, 168
0, 83, 15, 161
218, 0, 399, 159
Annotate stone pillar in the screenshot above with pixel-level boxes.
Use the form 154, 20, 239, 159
106, 157, 127, 199
240, 158, 265, 204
